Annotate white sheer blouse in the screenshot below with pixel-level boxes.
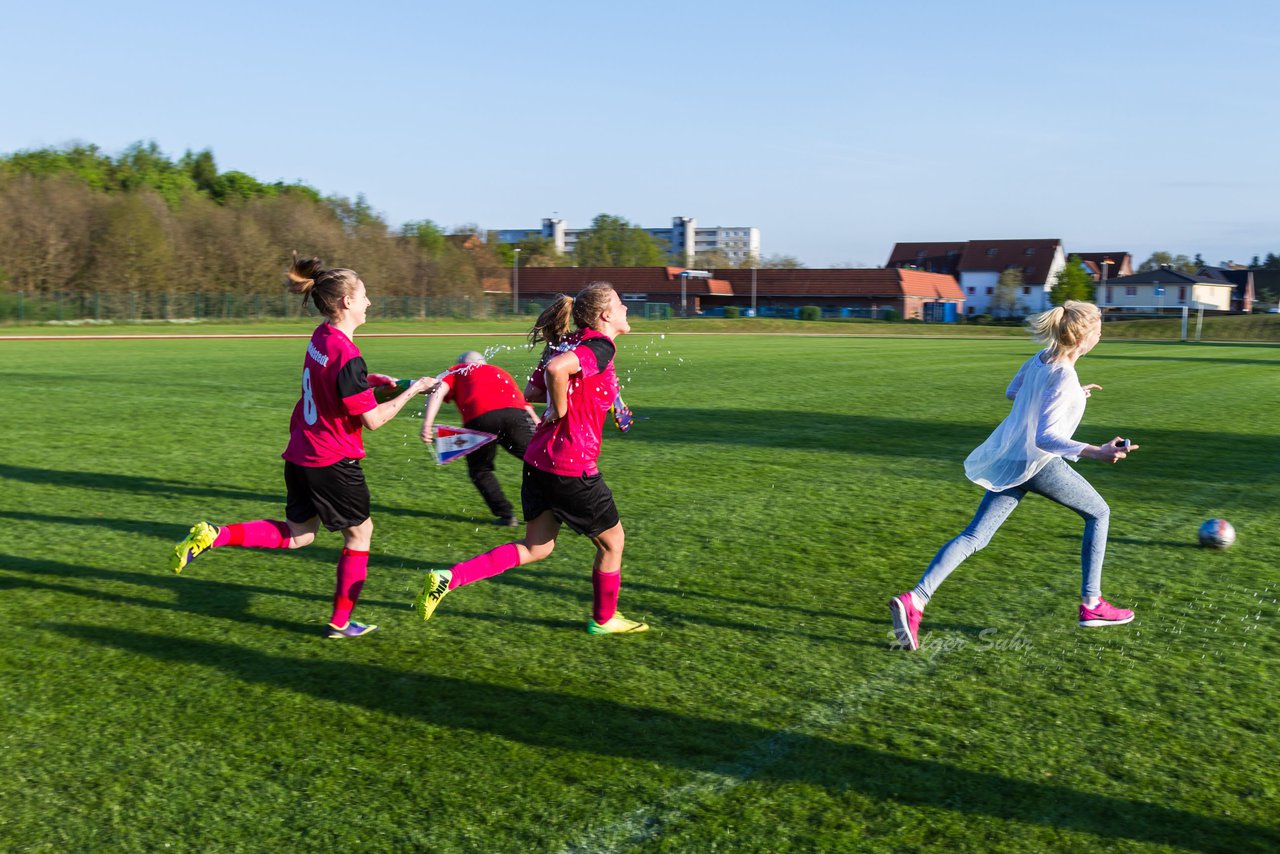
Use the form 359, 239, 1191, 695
963, 351, 1089, 491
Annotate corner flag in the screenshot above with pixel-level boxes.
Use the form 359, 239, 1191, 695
433, 425, 498, 465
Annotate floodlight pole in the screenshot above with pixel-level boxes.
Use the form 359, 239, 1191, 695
680, 271, 688, 317
512, 248, 521, 315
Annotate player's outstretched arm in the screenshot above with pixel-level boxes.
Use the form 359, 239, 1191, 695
420, 382, 449, 443
1080, 437, 1139, 464
362, 376, 436, 430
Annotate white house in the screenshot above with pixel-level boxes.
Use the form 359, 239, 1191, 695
887, 239, 1067, 316
1099, 268, 1235, 312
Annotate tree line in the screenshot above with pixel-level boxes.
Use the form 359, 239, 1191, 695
0, 143, 803, 307
0, 143, 510, 303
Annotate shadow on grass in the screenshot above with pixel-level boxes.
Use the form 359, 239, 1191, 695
617, 409, 1280, 487
494, 566, 874, 623
0, 552, 420, 627
0, 464, 474, 525
55, 624, 1280, 852
0, 462, 278, 504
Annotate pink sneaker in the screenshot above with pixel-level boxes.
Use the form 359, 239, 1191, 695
1078, 598, 1134, 627
889, 593, 922, 650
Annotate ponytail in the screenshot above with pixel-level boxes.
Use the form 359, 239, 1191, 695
1030, 300, 1101, 358
284, 251, 361, 320
527, 281, 618, 348
528, 295, 575, 348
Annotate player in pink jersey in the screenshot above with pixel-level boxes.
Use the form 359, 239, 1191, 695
169, 253, 435, 638
414, 282, 648, 635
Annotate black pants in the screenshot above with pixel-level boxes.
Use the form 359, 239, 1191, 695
465, 408, 535, 519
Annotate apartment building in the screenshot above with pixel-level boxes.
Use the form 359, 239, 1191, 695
492, 216, 760, 266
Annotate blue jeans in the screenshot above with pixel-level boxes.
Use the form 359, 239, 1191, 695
913, 457, 1110, 602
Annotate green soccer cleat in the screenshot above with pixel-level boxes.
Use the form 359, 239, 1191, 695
587, 613, 650, 635
171, 522, 219, 574
413, 569, 453, 622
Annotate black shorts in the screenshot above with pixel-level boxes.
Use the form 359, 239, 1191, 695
521, 463, 620, 538
284, 458, 371, 532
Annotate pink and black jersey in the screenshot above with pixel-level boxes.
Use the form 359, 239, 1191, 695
524, 328, 618, 477
282, 323, 379, 467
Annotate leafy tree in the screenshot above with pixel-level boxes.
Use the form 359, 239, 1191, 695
760, 253, 805, 268
182, 149, 220, 197
992, 268, 1024, 317
1050, 255, 1095, 305
1193, 252, 1205, 268
1137, 251, 1196, 273
696, 250, 761, 269
492, 235, 564, 267
1249, 255, 1261, 268
403, 220, 447, 256
1263, 253, 1280, 271
83, 192, 176, 293
572, 214, 669, 266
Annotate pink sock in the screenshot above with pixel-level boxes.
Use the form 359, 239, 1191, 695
449, 543, 522, 589
330, 548, 369, 627
592, 569, 621, 625
212, 520, 291, 549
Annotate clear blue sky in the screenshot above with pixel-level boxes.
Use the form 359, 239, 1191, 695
6, 0, 1279, 267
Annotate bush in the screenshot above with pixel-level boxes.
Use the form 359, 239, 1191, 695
525, 302, 542, 316
724, 306, 740, 319
880, 308, 899, 322
799, 305, 821, 322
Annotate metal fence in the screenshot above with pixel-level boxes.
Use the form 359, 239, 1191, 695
0, 291, 546, 323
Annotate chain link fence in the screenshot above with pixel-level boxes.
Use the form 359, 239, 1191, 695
0, 291, 540, 323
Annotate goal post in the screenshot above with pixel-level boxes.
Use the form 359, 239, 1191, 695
1099, 304, 1201, 341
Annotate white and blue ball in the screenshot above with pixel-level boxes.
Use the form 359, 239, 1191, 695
1198, 518, 1236, 549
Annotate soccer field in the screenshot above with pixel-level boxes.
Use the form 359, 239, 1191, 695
1, 332, 1277, 852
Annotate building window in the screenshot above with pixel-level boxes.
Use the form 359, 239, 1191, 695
1024, 266, 1035, 275
1024, 247, 1036, 255
1125, 286, 1137, 296
985, 248, 998, 257
985, 286, 994, 295
967, 286, 975, 295
1022, 286, 1031, 295
1106, 286, 1113, 302
1178, 286, 1187, 301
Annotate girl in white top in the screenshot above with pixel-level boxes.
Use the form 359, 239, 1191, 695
890, 301, 1139, 652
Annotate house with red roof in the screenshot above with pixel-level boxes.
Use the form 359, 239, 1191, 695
496, 266, 964, 320
888, 239, 1067, 317
1074, 253, 1134, 284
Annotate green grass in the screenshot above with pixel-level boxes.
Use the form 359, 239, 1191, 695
1, 332, 1277, 852
4, 311, 1278, 341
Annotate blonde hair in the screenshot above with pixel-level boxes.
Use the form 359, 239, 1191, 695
527, 281, 616, 348
284, 252, 362, 320
1029, 300, 1101, 358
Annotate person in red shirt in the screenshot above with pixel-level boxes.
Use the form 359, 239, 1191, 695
169, 253, 435, 638
420, 351, 538, 527
413, 282, 648, 635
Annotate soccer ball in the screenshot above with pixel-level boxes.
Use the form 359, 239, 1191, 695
1198, 518, 1236, 549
